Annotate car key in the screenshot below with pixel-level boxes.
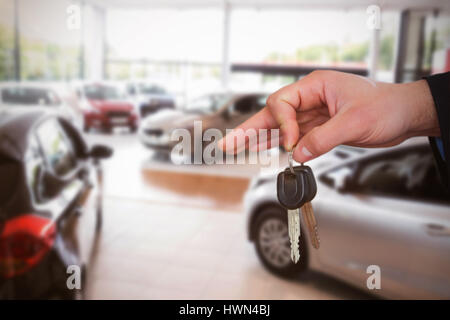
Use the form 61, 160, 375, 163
301, 202, 320, 249
277, 151, 320, 263
294, 161, 320, 250
277, 151, 306, 263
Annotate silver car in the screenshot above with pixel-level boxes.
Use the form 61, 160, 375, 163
244, 138, 450, 299
0, 83, 79, 126
139, 92, 267, 153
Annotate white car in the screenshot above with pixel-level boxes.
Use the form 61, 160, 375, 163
126, 82, 175, 118
0, 83, 79, 126
244, 138, 450, 299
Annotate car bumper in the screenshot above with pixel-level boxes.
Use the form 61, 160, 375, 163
84, 112, 137, 128
139, 128, 175, 151
0, 250, 66, 299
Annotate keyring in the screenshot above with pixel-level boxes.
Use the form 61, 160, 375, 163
288, 150, 295, 174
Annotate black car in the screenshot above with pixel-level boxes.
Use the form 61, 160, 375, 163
0, 111, 112, 299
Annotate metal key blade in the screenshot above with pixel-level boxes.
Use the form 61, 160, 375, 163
287, 208, 301, 263
301, 202, 320, 249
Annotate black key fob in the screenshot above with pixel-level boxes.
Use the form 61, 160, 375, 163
277, 165, 316, 210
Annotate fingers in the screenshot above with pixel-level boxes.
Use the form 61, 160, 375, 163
217, 107, 278, 153
293, 112, 350, 163
266, 73, 325, 151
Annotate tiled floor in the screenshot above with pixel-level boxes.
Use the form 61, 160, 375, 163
86, 198, 369, 300
84, 132, 370, 300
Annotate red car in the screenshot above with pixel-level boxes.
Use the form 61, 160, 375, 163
76, 83, 138, 133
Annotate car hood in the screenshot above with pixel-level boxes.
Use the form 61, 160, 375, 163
142, 109, 201, 129
89, 99, 133, 112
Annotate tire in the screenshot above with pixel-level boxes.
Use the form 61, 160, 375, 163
253, 206, 307, 278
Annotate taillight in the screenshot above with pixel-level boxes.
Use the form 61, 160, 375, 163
0, 214, 56, 279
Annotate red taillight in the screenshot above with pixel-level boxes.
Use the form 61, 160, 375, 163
0, 214, 56, 279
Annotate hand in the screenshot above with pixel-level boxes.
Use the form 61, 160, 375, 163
219, 70, 440, 163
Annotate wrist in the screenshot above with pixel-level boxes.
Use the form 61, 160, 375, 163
402, 79, 440, 137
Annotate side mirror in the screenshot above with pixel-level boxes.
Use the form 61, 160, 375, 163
89, 144, 113, 159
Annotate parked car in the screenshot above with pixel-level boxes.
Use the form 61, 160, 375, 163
75, 83, 138, 133
139, 92, 268, 154
0, 83, 79, 126
0, 111, 112, 299
126, 82, 175, 118
244, 138, 450, 299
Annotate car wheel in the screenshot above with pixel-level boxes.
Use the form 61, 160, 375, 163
254, 206, 307, 278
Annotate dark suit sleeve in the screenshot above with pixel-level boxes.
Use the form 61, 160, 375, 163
425, 72, 450, 190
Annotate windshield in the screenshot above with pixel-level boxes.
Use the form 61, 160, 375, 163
185, 94, 230, 114
84, 85, 121, 100
138, 84, 166, 95
1, 87, 61, 106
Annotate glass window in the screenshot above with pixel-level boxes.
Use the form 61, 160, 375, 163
255, 95, 268, 110
36, 119, 77, 177
185, 94, 230, 114
345, 146, 447, 203
320, 145, 449, 204
233, 96, 254, 114
138, 84, 166, 95
83, 84, 121, 100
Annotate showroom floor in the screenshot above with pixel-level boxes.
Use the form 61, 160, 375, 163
84, 130, 371, 299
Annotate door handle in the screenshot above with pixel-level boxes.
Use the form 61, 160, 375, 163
424, 223, 450, 237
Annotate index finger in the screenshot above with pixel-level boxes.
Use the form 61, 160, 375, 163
217, 106, 278, 153
266, 72, 326, 150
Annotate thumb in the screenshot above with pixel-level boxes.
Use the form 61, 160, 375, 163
293, 114, 350, 162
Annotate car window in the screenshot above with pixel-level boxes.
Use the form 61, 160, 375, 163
319, 145, 449, 204
1, 87, 61, 106
83, 84, 121, 100
127, 84, 136, 95
255, 95, 268, 110
232, 96, 255, 114
138, 84, 166, 94
232, 95, 267, 114
185, 94, 229, 113
35, 119, 77, 177
353, 146, 448, 203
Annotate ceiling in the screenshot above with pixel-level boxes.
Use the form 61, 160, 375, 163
83, 0, 450, 11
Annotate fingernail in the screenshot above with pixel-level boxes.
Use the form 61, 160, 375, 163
302, 146, 312, 157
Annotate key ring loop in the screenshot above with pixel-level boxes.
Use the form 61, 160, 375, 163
288, 150, 295, 174
289, 149, 304, 174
